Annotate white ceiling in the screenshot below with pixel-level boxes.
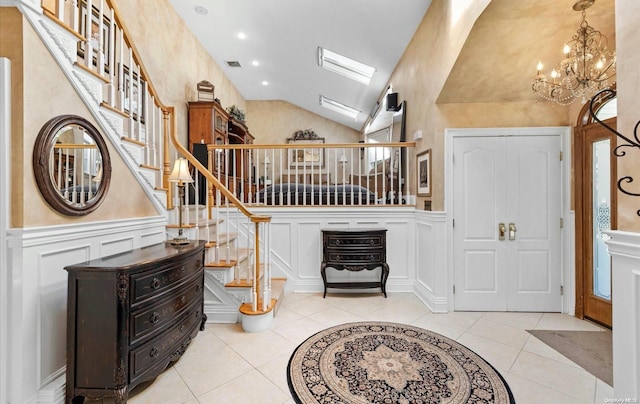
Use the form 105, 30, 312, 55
167, 0, 432, 131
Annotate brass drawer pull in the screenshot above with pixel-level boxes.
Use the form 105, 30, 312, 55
150, 347, 160, 358
150, 312, 160, 324
180, 296, 186, 304
150, 278, 161, 290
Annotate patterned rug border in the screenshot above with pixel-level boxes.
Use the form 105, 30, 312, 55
287, 321, 515, 404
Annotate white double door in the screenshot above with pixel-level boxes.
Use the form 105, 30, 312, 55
452, 133, 562, 312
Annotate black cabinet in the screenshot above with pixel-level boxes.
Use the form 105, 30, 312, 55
321, 229, 389, 298
64, 241, 206, 403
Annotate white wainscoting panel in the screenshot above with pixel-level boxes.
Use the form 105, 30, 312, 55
6, 216, 167, 404
414, 211, 448, 312
253, 207, 417, 294
605, 230, 640, 399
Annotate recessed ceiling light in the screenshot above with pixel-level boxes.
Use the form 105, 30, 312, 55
252, 60, 260, 67
319, 95, 360, 120
261, 81, 269, 86
318, 47, 375, 85
237, 32, 246, 40
194, 6, 208, 15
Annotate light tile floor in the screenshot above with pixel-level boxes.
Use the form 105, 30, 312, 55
93, 292, 614, 404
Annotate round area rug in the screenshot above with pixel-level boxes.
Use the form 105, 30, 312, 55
287, 322, 515, 404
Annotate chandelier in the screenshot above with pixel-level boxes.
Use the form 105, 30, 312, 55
532, 0, 616, 105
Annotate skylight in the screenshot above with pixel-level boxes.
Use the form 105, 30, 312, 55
319, 95, 360, 120
318, 47, 375, 85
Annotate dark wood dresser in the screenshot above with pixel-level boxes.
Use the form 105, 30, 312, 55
64, 241, 206, 403
321, 229, 389, 298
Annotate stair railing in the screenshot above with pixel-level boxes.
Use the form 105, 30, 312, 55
40, 0, 274, 315
41, 0, 172, 203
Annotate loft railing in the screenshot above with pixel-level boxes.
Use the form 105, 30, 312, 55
203, 142, 416, 207
39, 0, 274, 315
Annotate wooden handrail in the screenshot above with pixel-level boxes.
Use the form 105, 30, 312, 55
169, 111, 270, 223
209, 142, 417, 150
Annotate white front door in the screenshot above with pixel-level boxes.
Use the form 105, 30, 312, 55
452, 133, 562, 311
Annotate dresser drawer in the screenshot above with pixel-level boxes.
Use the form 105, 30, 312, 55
131, 255, 202, 305
129, 302, 202, 382
130, 276, 203, 346
326, 234, 384, 248
325, 249, 385, 265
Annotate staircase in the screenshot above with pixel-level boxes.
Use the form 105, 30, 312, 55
18, 0, 281, 331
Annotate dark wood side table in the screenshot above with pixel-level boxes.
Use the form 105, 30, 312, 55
321, 228, 389, 298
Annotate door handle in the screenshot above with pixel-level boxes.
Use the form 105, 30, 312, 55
498, 223, 506, 240
509, 223, 517, 240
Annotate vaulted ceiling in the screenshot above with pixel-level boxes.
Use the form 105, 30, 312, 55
167, 0, 616, 130
168, 0, 432, 131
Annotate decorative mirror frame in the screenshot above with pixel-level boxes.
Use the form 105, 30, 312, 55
33, 115, 111, 216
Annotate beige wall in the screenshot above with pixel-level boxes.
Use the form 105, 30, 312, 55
247, 100, 360, 144
615, 0, 640, 232
247, 100, 360, 183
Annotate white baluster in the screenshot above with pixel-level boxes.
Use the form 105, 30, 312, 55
136, 64, 142, 143
117, 28, 124, 110
97, 0, 104, 76
150, 98, 157, 167
127, 48, 134, 136
84, 0, 93, 68
71, 0, 79, 32
56, 0, 64, 22
107, 7, 115, 105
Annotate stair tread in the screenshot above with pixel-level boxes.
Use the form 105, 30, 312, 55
203, 233, 238, 246
166, 224, 196, 229
205, 260, 238, 268
239, 299, 277, 315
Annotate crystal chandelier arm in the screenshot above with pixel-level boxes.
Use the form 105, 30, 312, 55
592, 61, 616, 82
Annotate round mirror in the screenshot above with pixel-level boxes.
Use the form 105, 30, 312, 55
33, 115, 111, 216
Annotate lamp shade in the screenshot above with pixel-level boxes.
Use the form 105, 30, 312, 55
263, 156, 271, 164
339, 154, 348, 163
168, 158, 194, 183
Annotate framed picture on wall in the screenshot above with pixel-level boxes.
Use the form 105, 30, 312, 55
417, 149, 431, 196
287, 138, 325, 168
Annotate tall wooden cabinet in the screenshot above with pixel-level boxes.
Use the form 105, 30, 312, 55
188, 101, 228, 153
188, 101, 255, 201
65, 241, 206, 403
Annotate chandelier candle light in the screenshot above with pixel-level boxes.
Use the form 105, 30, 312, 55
532, 0, 615, 105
